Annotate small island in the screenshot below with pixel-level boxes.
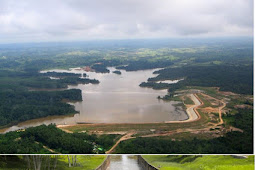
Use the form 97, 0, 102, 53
113, 70, 121, 75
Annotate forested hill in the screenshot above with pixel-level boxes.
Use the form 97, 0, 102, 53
0, 124, 119, 154
0, 68, 100, 127
0, 89, 81, 127
147, 65, 253, 95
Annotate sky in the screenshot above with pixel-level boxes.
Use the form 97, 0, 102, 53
0, 0, 253, 43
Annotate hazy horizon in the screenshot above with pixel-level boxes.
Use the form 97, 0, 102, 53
0, 36, 253, 46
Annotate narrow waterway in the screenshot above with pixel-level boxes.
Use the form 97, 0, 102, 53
107, 155, 142, 170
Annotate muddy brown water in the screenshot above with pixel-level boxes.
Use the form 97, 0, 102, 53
107, 155, 142, 170
3, 67, 187, 132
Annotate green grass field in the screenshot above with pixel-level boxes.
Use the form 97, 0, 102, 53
57, 155, 107, 170
142, 155, 254, 170
0, 155, 107, 170
183, 96, 194, 105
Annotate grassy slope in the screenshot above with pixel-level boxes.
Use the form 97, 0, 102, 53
57, 155, 107, 170
142, 155, 254, 170
0, 155, 107, 170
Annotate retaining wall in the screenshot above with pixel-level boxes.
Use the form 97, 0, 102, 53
95, 156, 110, 170
138, 156, 159, 170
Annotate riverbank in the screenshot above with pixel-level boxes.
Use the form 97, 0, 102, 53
0, 114, 76, 133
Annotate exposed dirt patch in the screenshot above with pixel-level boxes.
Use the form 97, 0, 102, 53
234, 104, 253, 109
200, 93, 222, 107
90, 131, 127, 135
219, 91, 238, 96
201, 107, 219, 113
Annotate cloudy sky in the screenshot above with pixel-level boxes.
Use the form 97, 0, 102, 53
0, 0, 253, 43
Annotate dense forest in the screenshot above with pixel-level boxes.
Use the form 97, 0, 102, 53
145, 65, 253, 95
116, 60, 173, 71
42, 72, 83, 77
140, 81, 172, 90
0, 68, 99, 127
112, 70, 121, 75
0, 89, 81, 127
91, 63, 110, 73
0, 124, 119, 154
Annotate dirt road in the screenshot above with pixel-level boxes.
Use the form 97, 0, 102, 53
105, 132, 136, 154
201, 93, 226, 126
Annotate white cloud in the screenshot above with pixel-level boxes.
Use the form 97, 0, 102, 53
0, 0, 253, 43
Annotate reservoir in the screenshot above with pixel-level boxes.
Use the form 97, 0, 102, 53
67, 67, 187, 123
2, 67, 187, 132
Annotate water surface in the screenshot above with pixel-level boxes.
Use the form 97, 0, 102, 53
3, 67, 187, 132
108, 155, 142, 170
66, 67, 187, 123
